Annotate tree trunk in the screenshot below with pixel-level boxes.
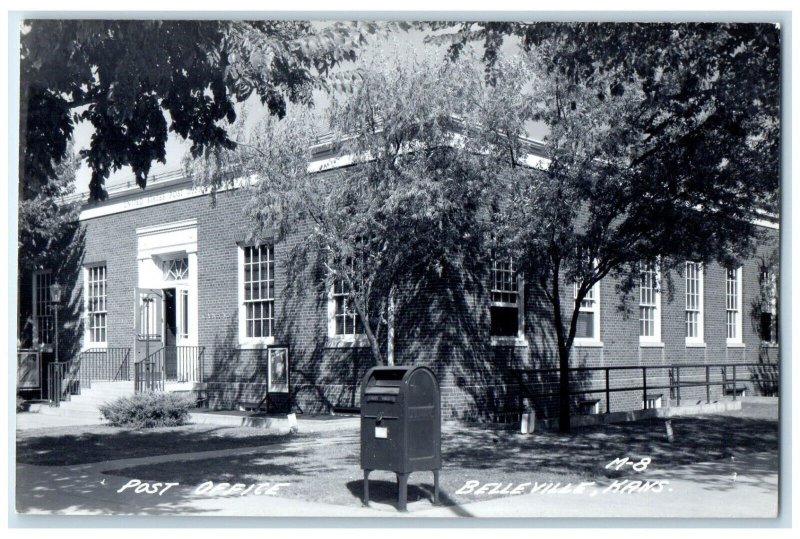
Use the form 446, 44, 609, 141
557, 343, 572, 433
548, 259, 574, 434
387, 285, 396, 366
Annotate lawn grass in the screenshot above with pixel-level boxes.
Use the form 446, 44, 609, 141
100, 403, 778, 508
17, 403, 778, 508
16, 423, 295, 466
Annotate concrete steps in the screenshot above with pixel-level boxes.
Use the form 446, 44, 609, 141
31, 381, 135, 419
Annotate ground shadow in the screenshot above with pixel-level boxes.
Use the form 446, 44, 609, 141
345, 476, 468, 514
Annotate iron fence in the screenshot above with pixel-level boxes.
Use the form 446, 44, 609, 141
514, 361, 779, 417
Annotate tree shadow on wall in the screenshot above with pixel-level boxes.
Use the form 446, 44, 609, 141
206, 318, 269, 410
395, 258, 593, 424
56, 222, 88, 361
747, 256, 779, 396
517, 282, 594, 421
279, 246, 375, 414
751, 347, 779, 397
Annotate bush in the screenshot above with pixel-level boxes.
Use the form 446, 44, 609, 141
99, 392, 195, 428
16, 396, 25, 413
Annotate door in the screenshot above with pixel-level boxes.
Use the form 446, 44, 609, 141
134, 288, 164, 364
174, 284, 193, 381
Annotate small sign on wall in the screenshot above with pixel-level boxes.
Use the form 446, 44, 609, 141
268, 348, 289, 393
17, 350, 41, 390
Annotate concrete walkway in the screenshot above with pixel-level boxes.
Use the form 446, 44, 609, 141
16, 411, 106, 430
15, 435, 778, 518
15, 410, 359, 433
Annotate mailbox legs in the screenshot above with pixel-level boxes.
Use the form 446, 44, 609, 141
397, 472, 409, 512
433, 470, 440, 505
363, 469, 371, 506
362, 470, 440, 511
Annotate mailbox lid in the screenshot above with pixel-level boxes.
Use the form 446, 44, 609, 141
361, 366, 411, 403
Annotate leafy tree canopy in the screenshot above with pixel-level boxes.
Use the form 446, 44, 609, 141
186, 52, 499, 364
451, 22, 781, 432
18, 141, 80, 273
20, 19, 396, 201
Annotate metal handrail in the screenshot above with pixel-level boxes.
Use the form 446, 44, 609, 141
135, 348, 165, 393
78, 347, 132, 388
514, 361, 779, 416
134, 345, 205, 392
47, 360, 81, 406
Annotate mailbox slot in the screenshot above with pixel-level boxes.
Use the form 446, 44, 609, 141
364, 385, 400, 403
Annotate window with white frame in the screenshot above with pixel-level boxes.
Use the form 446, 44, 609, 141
685, 262, 704, 344
86, 265, 107, 343
639, 261, 661, 343
240, 244, 275, 341
759, 269, 778, 343
574, 280, 600, 341
33, 271, 53, 346
490, 258, 522, 338
331, 271, 363, 336
726, 267, 742, 343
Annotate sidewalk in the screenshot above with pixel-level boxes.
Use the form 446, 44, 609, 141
16, 411, 106, 430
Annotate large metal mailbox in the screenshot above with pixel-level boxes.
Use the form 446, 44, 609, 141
360, 365, 441, 511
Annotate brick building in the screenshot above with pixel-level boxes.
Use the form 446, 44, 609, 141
17, 143, 780, 422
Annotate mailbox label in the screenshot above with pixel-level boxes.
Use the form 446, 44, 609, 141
375, 426, 388, 439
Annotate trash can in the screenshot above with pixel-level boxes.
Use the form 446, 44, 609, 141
360, 365, 441, 511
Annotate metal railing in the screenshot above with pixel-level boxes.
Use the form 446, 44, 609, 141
135, 346, 204, 393
514, 361, 779, 416
164, 346, 205, 383
48, 360, 81, 407
46, 348, 132, 406
135, 348, 165, 393
78, 348, 132, 388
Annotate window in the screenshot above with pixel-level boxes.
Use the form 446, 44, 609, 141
180, 289, 189, 340
685, 262, 704, 344
726, 267, 742, 344
33, 271, 53, 346
490, 258, 522, 338
759, 269, 778, 343
162, 257, 189, 281
639, 261, 661, 343
332, 272, 363, 337
574, 280, 600, 341
86, 265, 107, 344
572, 249, 600, 342
240, 245, 275, 343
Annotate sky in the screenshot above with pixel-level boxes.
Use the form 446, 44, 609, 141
70, 22, 542, 195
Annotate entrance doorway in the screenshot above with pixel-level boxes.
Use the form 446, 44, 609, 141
135, 220, 199, 385
134, 283, 195, 382
163, 288, 178, 379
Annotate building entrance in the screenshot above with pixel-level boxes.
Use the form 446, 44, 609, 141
135, 219, 199, 384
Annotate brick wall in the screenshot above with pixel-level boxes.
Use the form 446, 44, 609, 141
21, 183, 780, 419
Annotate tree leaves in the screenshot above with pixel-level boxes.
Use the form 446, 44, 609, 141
19, 20, 392, 201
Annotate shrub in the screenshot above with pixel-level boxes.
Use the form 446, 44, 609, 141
99, 392, 195, 428
16, 396, 25, 413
